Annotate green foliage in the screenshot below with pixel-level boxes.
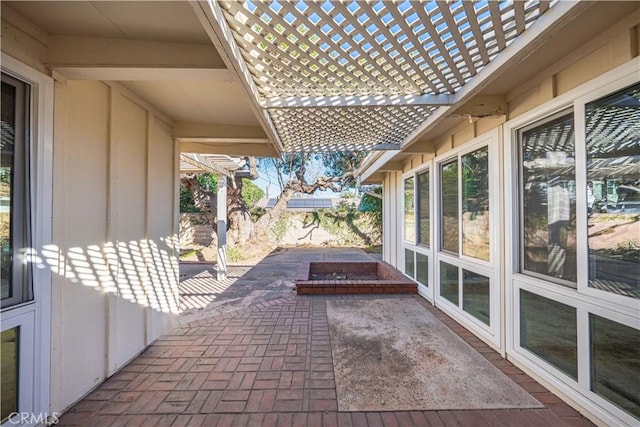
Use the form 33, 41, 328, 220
226, 246, 243, 263
359, 186, 382, 227
250, 206, 266, 222
270, 214, 289, 243
180, 186, 200, 213
197, 173, 217, 191
319, 152, 368, 181
241, 178, 265, 208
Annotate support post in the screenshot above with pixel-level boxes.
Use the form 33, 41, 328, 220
216, 175, 227, 280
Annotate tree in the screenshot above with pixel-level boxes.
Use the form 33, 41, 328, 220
181, 152, 367, 246
252, 152, 367, 241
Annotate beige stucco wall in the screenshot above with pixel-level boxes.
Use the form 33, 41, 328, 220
50, 80, 179, 413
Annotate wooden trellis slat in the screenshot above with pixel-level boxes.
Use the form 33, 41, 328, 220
462, 2, 491, 66
216, 0, 559, 152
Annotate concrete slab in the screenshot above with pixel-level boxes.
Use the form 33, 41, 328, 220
327, 298, 544, 412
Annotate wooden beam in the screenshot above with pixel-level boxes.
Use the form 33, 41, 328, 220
379, 161, 404, 172
261, 94, 453, 108
173, 122, 267, 140
451, 96, 508, 118
403, 139, 435, 154
180, 141, 279, 158
47, 35, 226, 69
53, 67, 232, 81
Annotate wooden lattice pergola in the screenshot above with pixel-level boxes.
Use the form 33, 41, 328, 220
193, 0, 586, 153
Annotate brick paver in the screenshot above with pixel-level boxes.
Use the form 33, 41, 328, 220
58, 249, 594, 426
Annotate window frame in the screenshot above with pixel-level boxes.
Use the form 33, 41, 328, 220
1, 72, 33, 309
516, 107, 578, 289
433, 130, 501, 347
401, 165, 433, 300
1, 53, 54, 424
504, 59, 639, 427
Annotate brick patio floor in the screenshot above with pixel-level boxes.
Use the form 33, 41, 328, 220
58, 249, 595, 426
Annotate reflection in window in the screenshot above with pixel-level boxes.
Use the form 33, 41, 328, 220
1, 327, 18, 422
520, 290, 577, 380
405, 249, 415, 279
590, 314, 640, 419
519, 112, 577, 284
417, 171, 430, 246
416, 252, 428, 286
463, 270, 490, 326
441, 161, 458, 254
440, 262, 458, 305
404, 177, 415, 243
462, 147, 490, 261
1, 74, 32, 309
586, 83, 640, 299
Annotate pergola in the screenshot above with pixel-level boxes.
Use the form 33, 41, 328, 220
180, 153, 249, 280
187, 0, 590, 280
192, 0, 587, 153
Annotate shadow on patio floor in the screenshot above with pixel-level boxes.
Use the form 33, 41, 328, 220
57, 247, 593, 427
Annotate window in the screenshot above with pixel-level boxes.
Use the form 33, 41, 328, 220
416, 252, 428, 286
0, 327, 18, 422
462, 270, 490, 326
462, 147, 490, 261
519, 111, 577, 285
586, 83, 640, 299
404, 248, 415, 279
440, 261, 458, 305
440, 160, 458, 253
417, 170, 430, 246
404, 176, 415, 243
1, 73, 32, 308
590, 314, 640, 418
520, 290, 577, 380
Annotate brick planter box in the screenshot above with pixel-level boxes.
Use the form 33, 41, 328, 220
295, 261, 417, 295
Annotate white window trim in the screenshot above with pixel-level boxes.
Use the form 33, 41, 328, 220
1, 53, 54, 425
401, 164, 434, 300
432, 129, 502, 348
503, 58, 640, 427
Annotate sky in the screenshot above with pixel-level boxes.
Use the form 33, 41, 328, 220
252, 158, 342, 199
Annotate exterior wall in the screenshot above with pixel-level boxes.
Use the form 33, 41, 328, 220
380, 22, 639, 426
50, 80, 179, 413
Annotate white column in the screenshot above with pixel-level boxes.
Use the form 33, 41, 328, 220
216, 175, 227, 280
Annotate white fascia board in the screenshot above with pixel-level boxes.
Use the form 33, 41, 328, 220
401, 0, 591, 149
359, 151, 399, 182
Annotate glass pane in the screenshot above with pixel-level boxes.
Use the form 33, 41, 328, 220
520, 112, 577, 284
440, 261, 458, 305
417, 170, 430, 246
441, 160, 458, 253
1, 327, 18, 422
1, 81, 15, 301
520, 290, 577, 380
586, 83, 640, 299
404, 249, 414, 279
462, 270, 490, 326
416, 252, 428, 286
590, 314, 640, 419
462, 147, 490, 261
404, 177, 415, 243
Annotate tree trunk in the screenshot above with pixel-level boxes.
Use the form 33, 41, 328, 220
181, 175, 216, 226
252, 188, 295, 241
227, 176, 254, 246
